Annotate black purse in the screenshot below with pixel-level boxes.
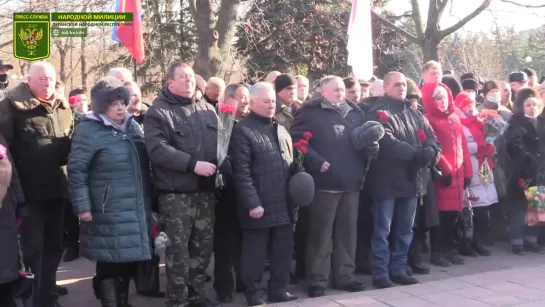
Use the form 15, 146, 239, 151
10, 234, 34, 307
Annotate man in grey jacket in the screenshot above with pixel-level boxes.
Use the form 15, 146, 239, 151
144, 62, 221, 307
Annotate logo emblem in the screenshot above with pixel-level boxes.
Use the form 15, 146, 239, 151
14, 21, 50, 60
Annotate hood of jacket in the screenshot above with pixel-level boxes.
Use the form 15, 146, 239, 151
421, 82, 454, 119
5, 82, 69, 111
158, 87, 194, 106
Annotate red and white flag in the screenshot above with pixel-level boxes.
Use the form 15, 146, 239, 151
347, 0, 374, 81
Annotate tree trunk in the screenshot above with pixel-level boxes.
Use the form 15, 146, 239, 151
421, 37, 440, 62
193, 30, 221, 80
81, 35, 87, 92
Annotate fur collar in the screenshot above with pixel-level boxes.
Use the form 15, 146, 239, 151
5, 82, 69, 111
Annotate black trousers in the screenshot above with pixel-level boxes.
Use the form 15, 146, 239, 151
473, 206, 490, 244
213, 208, 242, 296
21, 200, 65, 307
430, 211, 458, 253
63, 201, 79, 249
294, 206, 309, 277
0, 281, 14, 307
240, 225, 293, 296
355, 191, 373, 271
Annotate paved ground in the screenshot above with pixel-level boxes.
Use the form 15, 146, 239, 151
58, 243, 545, 307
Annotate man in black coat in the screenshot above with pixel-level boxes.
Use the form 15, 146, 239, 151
365, 72, 438, 289
290, 76, 377, 298
230, 82, 298, 306
213, 83, 249, 303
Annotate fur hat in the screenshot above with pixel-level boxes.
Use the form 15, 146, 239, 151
406, 78, 422, 101
90, 77, 131, 114
461, 78, 479, 92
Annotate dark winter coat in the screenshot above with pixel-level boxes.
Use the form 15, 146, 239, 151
143, 88, 218, 194
365, 95, 438, 200
0, 134, 25, 285
504, 113, 545, 210
290, 97, 368, 192
421, 83, 472, 212
231, 112, 293, 229
68, 114, 153, 263
0, 83, 73, 203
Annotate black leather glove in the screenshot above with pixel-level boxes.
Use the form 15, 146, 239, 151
464, 177, 472, 189
219, 158, 233, 175
413, 147, 435, 167
441, 174, 453, 187
421, 147, 435, 165
366, 142, 379, 159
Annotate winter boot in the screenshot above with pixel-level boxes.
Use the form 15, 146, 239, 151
430, 253, 451, 267
97, 278, 118, 307
458, 240, 478, 257
116, 276, 134, 307
471, 242, 491, 256
445, 251, 465, 265
408, 239, 430, 274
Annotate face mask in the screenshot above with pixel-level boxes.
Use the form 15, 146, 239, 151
487, 96, 499, 104
0, 74, 7, 83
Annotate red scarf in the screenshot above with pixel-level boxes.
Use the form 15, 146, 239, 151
460, 116, 495, 168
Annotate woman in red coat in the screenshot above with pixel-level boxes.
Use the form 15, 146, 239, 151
421, 83, 473, 267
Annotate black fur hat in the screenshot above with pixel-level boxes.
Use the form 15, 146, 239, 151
90, 77, 131, 114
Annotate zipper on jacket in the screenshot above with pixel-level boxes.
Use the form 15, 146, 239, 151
102, 185, 110, 213
47, 113, 57, 138
446, 114, 462, 210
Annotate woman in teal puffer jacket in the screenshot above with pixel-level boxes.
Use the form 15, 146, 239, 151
68, 77, 153, 307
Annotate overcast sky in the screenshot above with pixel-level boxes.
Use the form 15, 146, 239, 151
384, 0, 545, 32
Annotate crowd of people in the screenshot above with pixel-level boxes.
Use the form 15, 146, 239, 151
0, 58, 545, 307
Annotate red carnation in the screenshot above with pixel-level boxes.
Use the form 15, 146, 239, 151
299, 139, 309, 146
151, 222, 160, 238
303, 132, 312, 140
219, 103, 236, 114
377, 110, 389, 122
298, 146, 308, 154
18, 270, 27, 277
518, 178, 529, 190
416, 129, 427, 142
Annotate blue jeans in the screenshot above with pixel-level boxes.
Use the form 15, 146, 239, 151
371, 197, 417, 280
510, 208, 539, 245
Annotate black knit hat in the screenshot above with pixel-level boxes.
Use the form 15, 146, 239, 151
91, 77, 131, 114
274, 73, 297, 93
461, 78, 479, 92
481, 80, 499, 97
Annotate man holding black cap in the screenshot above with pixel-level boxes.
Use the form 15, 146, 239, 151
274, 73, 301, 130
0, 60, 14, 100
509, 71, 528, 102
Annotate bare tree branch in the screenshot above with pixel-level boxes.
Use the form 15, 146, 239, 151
0, 39, 13, 49
499, 0, 545, 8
371, 10, 419, 44
437, 0, 450, 18
410, 0, 424, 39
439, 0, 491, 39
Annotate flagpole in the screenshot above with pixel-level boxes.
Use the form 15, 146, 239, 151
133, 56, 137, 83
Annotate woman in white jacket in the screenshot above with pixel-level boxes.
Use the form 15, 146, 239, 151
454, 92, 499, 257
